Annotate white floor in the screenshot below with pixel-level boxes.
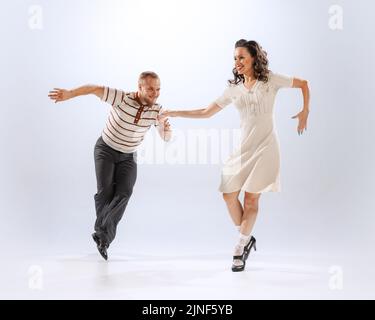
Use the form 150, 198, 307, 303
2, 249, 372, 300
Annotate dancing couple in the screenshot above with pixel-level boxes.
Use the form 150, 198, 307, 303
48, 39, 310, 272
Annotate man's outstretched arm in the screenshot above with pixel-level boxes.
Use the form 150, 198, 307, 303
48, 85, 104, 103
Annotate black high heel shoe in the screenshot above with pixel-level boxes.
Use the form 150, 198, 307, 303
243, 236, 257, 261
231, 252, 246, 272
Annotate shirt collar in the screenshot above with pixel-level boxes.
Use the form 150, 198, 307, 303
135, 92, 153, 110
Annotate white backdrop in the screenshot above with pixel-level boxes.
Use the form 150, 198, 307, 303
1, 0, 375, 297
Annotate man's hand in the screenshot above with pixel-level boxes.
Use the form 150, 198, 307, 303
48, 88, 73, 103
160, 117, 171, 132
157, 116, 172, 141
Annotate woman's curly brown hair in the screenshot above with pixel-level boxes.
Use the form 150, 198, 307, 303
229, 39, 270, 85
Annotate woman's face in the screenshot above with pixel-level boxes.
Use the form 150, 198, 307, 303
234, 47, 254, 76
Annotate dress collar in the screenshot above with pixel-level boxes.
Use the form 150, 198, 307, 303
241, 79, 259, 94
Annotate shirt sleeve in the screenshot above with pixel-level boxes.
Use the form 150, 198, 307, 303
214, 86, 234, 109
269, 73, 294, 90
101, 87, 126, 107
154, 106, 163, 127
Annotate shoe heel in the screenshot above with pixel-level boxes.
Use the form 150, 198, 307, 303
253, 241, 257, 251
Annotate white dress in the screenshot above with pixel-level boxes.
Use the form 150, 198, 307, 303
215, 72, 293, 194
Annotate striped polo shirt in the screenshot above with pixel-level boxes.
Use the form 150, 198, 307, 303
100, 87, 162, 153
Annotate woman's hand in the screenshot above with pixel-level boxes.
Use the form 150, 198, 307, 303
158, 110, 176, 122
291, 109, 309, 135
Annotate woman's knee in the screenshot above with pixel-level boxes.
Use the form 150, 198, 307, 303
244, 193, 260, 211
222, 192, 240, 203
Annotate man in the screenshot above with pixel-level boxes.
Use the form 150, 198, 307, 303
48, 72, 171, 260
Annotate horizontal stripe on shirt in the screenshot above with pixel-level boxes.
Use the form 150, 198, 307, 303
105, 125, 143, 146
111, 108, 151, 129
101, 88, 162, 153
103, 131, 141, 148
108, 117, 144, 140
106, 122, 143, 144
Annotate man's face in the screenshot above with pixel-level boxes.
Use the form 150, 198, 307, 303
138, 77, 161, 106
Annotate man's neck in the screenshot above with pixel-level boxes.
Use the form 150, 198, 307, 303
136, 91, 148, 106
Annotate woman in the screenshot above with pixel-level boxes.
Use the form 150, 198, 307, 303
160, 39, 310, 272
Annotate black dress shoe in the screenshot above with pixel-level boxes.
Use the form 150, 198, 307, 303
243, 236, 257, 261
92, 233, 108, 261
92, 233, 100, 246
97, 243, 108, 261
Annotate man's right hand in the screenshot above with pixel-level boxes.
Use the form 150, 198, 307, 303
48, 88, 72, 103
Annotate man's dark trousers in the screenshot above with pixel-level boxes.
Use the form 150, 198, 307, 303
93, 136, 137, 246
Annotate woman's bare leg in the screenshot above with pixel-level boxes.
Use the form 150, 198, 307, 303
222, 191, 243, 226
240, 192, 261, 235
232, 192, 261, 270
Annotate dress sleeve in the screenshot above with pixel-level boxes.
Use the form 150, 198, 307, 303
269, 73, 294, 90
101, 87, 126, 107
214, 85, 234, 109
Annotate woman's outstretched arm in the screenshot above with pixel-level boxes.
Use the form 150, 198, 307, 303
159, 102, 223, 120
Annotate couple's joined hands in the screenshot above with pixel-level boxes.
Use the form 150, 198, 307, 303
157, 110, 175, 132
157, 110, 174, 122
